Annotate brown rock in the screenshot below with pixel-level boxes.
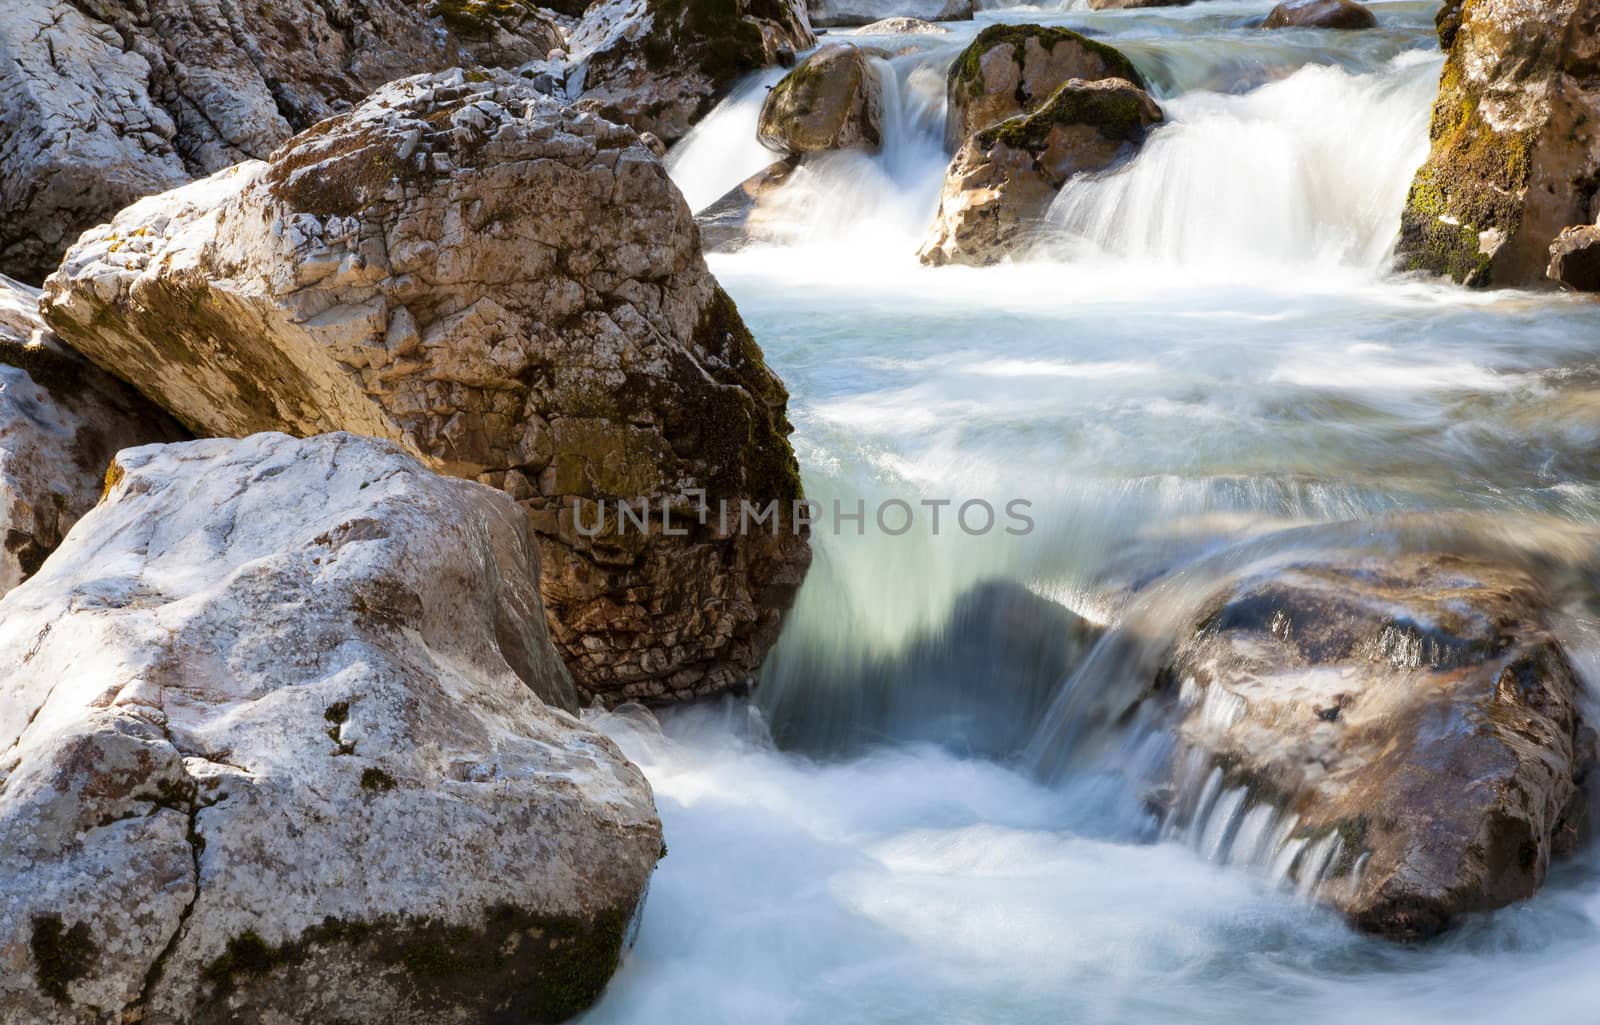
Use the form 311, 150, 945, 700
758, 44, 886, 155
697, 157, 804, 252
41, 70, 811, 706
1262, 0, 1378, 28
920, 78, 1163, 267
1547, 224, 1600, 291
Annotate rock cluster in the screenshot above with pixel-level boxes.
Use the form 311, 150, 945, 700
41, 70, 811, 705
1395, 0, 1600, 286
0, 431, 662, 1023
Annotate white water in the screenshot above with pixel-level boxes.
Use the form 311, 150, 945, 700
588, 2, 1600, 1022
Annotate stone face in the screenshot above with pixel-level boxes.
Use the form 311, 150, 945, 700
758, 44, 887, 155
944, 23, 1148, 151
920, 78, 1163, 267
41, 70, 811, 706
809, 0, 973, 28
1160, 553, 1593, 940
568, 0, 815, 144
0, 0, 571, 285
1262, 0, 1378, 29
0, 431, 661, 1024
1548, 224, 1600, 290
0, 275, 186, 594
1395, 0, 1600, 287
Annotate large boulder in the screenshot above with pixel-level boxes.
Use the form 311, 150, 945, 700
1548, 224, 1600, 291
851, 17, 951, 34
1395, 0, 1600, 286
41, 69, 811, 706
1262, 0, 1378, 28
758, 44, 887, 155
1158, 553, 1593, 940
0, 0, 567, 285
566, 0, 815, 144
0, 431, 661, 1024
943, 24, 1148, 151
808, 0, 973, 27
920, 78, 1164, 267
0, 276, 186, 593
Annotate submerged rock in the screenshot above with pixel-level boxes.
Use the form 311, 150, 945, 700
0, 276, 186, 594
0, 432, 660, 1024
809, 0, 973, 28
758, 44, 887, 154
943, 23, 1148, 151
697, 157, 804, 251
0, 0, 568, 284
568, 0, 815, 144
1395, 0, 1600, 287
1262, 0, 1377, 28
920, 78, 1163, 267
1160, 553, 1594, 940
41, 70, 811, 706
762, 579, 1102, 759
1548, 225, 1600, 292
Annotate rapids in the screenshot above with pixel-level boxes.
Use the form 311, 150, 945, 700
586, 1, 1600, 1021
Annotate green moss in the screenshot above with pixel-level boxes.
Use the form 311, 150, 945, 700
100, 458, 126, 502
400, 938, 470, 977
641, 0, 768, 86
976, 81, 1154, 152
949, 24, 1147, 100
431, 0, 534, 38
31, 915, 98, 1003
360, 767, 398, 792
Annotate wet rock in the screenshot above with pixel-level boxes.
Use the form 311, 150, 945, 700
0, 432, 661, 1024
1435, 0, 1465, 47
41, 69, 811, 706
567, 0, 815, 145
1262, 0, 1377, 29
920, 78, 1163, 267
944, 23, 1148, 151
809, 0, 973, 28
1548, 225, 1600, 291
758, 44, 887, 154
1088, 0, 1195, 9
1395, 0, 1600, 287
0, 276, 186, 594
761, 579, 1102, 759
0, 0, 569, 285
697, 157, 804, 251
1160, 553, 1594, 940
852, 16, 951, 34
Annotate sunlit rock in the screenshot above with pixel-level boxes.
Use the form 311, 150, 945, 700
920, 78, 1163, 267
851, 16, 950, 33
1395, 0, 1600, 286
1159, 552, 1595, 940
0, 432, 660, 1023
758, 44, 888, 155
0, 275, 185, 594
943, 23, 1148, 151
41, 69, 811, 705
809, 0, 972, 28
567, 0, 815, 144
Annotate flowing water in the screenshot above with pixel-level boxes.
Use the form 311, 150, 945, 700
586, 2, 1600, 1021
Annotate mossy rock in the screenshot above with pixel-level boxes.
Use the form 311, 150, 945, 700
975, 77, 1162, 153
948, 24, 1146, 98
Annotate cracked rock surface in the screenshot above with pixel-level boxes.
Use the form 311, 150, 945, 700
43, 70, 812, 705
0, 275, 185, 594
0, 431, 661, 1024
0, 0, 565, 283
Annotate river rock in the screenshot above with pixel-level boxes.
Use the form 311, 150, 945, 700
41, 69, 811, 706
851, 17, 950, 34
758, 44, 887, 154
809, 0, 972, 28
920, 78, 1164, 267
944, 24, 1148, 151
1088, 0, 1196, 9
0, 276, 186, 594
697, 157, 804, 251
1548, 225, 1600, 291
1262, 0, 1378, 29
1160, 553, 1594, 940
1395, 0, 1600, 287
0, 431, 662, 1024
567, 0, 815, 145
0, 0, 573, 286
